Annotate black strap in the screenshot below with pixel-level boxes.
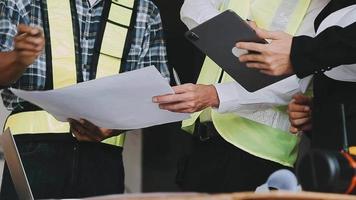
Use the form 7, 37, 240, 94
40, 0, 53, 90
120, 0, 139, 73
70, 0, 83, 83
112, 0, 134, 10
10, 102, 42, 115
218, 70, 224, 83
90, 0, 112, 79
194, 121, 220, 141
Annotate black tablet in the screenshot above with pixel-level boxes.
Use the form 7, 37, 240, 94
185, 10, 289, 92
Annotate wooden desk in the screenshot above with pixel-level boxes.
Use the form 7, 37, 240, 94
85, 191, 356, 200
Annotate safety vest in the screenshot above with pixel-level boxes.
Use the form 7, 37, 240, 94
182, 0, 311, 166
4, 0, 137, 147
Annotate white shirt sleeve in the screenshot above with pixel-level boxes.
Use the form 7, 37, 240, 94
214, 76, 302, 113
180, 0, 302, 114
180, 0, 224, 29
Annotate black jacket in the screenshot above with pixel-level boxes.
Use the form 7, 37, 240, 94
291, 0, 356, 150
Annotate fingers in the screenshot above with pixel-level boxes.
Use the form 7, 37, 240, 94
289, 111, 310, 120
153, 84, 196, 103
72, 129, 96, 142
14, 36, 44, 53
76, 119, 107, 141
288, 100, 310, 113
154, 91, 200, 104
159, 101, 198, 113
15, 41, 42, 52
25, 36, 44, 47
17, 24, 42, 36
69, 119, 102, 142
17, 24, 33, 35
236, 42, 265, 53
15, 25, 44, 53
153, 94, 184, 104
16, 49, 40, 56
290, 123, 312, 134
292, 94, 312, 106
78, 119, 98, 132
288, 95, 312, 133
239, 53, 265, 63
288, 96, 312, 124
288, 107, 311, 127
69, 119, 97, 142
246, 63, 269, 71
15, 33, 44, 46
154, 84, 217, 113
290, 117, 311, 127
69, 119, 90, 135
289, 126, 299, 134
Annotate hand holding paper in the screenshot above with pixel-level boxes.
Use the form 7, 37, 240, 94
11, 67, 189, 130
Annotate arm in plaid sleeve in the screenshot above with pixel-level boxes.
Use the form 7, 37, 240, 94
146, 1, 170, 81
0, 1, 45, 86
0, 0, 19, 51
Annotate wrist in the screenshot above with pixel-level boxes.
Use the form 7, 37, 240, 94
0, 51, 27, 85
8, 51, 19, 66
12, 51, 28, 67
208, 85, 220, 108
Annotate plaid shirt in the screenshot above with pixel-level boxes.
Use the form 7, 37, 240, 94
0, 0, 169, 111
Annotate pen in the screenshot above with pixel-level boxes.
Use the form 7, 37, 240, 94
173, 68, 181, 86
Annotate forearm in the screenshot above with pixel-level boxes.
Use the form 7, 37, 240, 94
291, 22, 356, 78
0, 51, 27, 86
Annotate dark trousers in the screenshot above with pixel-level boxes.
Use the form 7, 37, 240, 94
0, 134, 124, 200
176, 131, 291, 193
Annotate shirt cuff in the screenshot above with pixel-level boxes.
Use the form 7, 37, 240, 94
213, 77, 300, 114
180, 17, 199, 30
291, 36, 320, 78
214, 82, 242, 113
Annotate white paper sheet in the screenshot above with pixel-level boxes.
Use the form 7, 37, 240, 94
11, 67, 189, 129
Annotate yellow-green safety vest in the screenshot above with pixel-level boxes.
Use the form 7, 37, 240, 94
182, 0, 311, 166
4, 0, 136, 147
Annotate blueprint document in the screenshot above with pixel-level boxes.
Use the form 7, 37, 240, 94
11, 67, 189, 129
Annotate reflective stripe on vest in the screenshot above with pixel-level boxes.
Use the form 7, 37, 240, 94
4, 0, 135, 147
182, 0, 311, 166
47, 0, 77, 89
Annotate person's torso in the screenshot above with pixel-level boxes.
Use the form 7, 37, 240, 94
1, 0, 104, 112
1, 0, 166, 112
232, 0, 329, 131
311, 0, 356, 150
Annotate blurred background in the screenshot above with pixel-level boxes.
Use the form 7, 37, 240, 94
0, 0, 205, 194
141, 0, 204, 193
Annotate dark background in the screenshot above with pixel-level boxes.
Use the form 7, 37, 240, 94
142, 0, 205, 192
